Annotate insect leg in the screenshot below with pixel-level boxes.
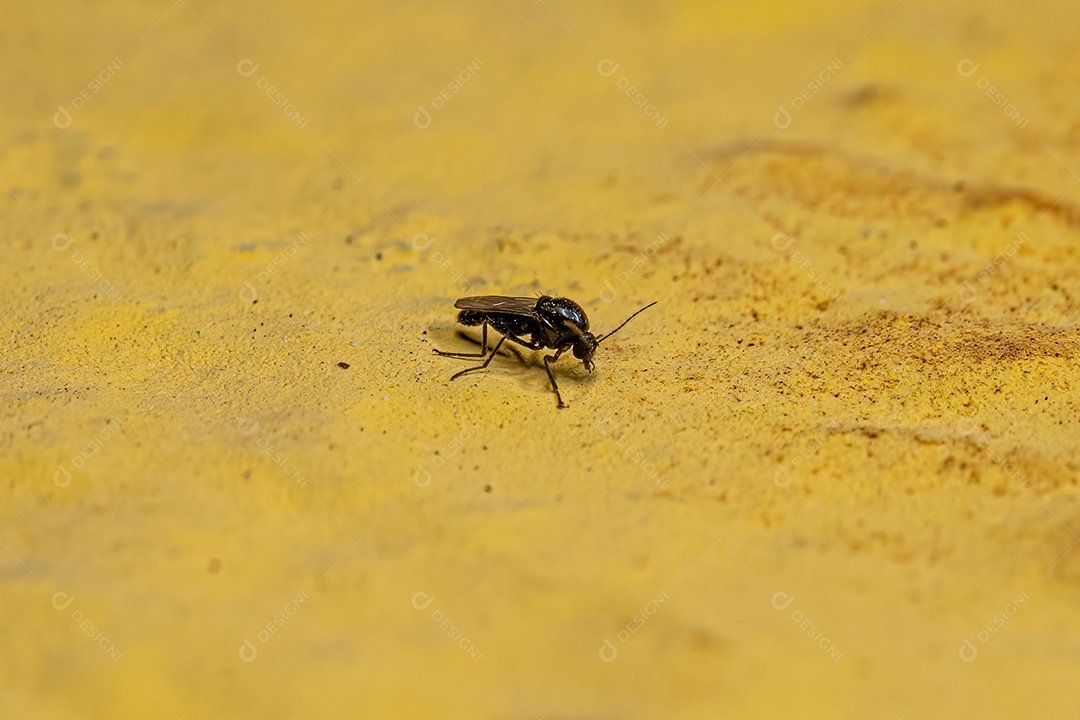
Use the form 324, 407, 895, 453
449, 337, 507, 381
543, 347, 570, 409
433, 322, 489, 358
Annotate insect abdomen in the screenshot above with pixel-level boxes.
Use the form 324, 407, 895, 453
457, 310, 485, 326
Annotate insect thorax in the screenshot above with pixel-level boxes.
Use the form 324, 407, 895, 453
536, 296, 590, 333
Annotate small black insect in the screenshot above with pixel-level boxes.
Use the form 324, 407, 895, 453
433, 295, 657, 408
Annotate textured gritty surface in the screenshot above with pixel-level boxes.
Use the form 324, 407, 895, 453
3, 1, 1080, 718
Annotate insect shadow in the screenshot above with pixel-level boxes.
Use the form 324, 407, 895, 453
445, 330, 529, 364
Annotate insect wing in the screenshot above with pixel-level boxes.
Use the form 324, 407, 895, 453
454, 296, 538, 316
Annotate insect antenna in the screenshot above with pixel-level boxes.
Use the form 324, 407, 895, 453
596, 301, 658, 345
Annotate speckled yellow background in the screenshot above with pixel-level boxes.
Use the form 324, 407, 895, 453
3, 1, 1080, 717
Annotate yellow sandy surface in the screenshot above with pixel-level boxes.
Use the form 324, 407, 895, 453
3, 1, 1080, 717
